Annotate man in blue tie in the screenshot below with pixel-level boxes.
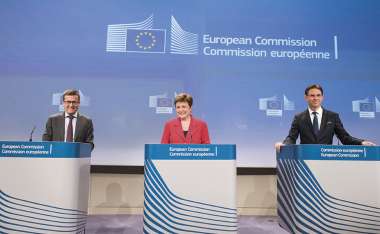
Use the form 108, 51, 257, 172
42, 89, 94, 149
275, 84, 375, 151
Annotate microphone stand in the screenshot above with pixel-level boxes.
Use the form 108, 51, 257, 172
29, 126, 36, 142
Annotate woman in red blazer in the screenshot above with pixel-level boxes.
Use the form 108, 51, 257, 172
161, 93, 210, 144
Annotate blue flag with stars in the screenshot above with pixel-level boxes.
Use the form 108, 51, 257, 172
126, 29, 166, 53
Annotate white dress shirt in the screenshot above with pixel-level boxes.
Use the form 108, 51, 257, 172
64, 112, 78, 142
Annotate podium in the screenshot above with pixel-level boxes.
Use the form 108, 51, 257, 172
0, 141, 92, 234
143, 144, 237, 233
277, 144, 380, 234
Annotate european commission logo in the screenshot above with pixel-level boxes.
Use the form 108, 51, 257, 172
149, 93, 173, 114
352, 97, 380, 119
259, 95, 295, 117
106, 14, 198, 55
126, 29, 166, 53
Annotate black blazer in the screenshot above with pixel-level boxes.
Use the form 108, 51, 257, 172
283, 109, 363, 145
42, 112, 94, 148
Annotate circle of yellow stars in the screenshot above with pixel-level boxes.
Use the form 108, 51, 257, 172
135, 32, 156, 50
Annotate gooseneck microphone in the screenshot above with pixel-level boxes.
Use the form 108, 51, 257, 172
29, 126, 36, 142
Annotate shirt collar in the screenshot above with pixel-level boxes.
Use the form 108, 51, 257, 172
65, 112, 78, 118
308, 107, 323, 116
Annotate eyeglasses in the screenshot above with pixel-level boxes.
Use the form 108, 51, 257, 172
64, 101, 80, 105
307, 94, 322, 98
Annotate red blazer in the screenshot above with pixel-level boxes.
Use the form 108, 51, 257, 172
161, 116, 211, 144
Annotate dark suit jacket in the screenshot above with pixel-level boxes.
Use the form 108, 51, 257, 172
283, 109, 363, 145
161, 116, 210, 144
42, 112, 94, 148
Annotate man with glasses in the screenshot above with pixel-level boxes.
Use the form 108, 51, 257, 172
275, 84, 375, 151
43, 89, 94, 149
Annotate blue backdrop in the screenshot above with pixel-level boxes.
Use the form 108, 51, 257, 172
1, 0, 379, 166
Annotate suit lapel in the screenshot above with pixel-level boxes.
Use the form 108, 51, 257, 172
187, 118, 199, 142
58, 113, 65, 141
74, 114, 82, 142
318, 109, 328, 136
173, 118, 186, 142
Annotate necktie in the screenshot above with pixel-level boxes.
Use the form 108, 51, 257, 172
66, 115, 74, 142
312, 111, 319, 136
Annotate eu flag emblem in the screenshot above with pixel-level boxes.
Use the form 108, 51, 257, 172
157, 98, 172, 107
126, 29, 166, 53
360, 102, 374, 112
267, 100, 282, 110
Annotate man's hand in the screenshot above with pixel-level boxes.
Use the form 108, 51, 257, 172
275, 142, 284, 152
361, 141, 376, 146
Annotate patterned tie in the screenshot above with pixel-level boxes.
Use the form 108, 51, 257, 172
312, 111, 319, 136
66, 115, 74, 142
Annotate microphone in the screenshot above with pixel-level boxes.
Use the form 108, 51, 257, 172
29, 126, 36, 142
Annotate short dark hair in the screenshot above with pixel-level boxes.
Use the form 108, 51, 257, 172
62, 89, 80, 102
174, 93, 193, 107
305, 84, 324, 96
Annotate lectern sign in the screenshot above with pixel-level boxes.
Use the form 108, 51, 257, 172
0, 141, 91, 158
146, 144, 235, 160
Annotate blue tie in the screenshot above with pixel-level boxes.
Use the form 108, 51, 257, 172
312, 112, 319, 136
